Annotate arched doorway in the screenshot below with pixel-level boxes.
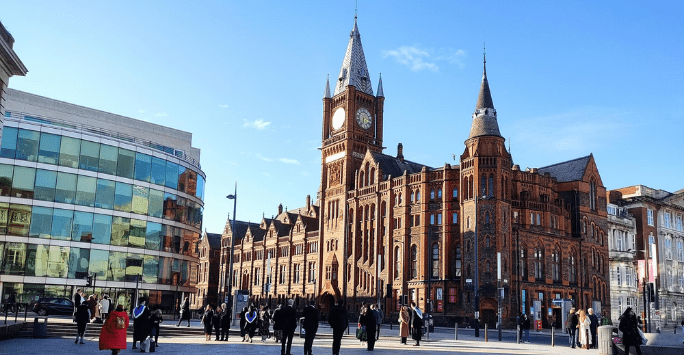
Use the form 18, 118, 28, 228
480, 297, 498, 329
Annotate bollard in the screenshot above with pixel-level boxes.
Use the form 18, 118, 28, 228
598, 325, 616, 355
516, 325, 520, 344
455, 324, 458, 340
484, 323, 488, 342
551, 326, 555, 347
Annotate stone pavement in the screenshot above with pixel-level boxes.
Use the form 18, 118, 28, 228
1, 322, 601, 355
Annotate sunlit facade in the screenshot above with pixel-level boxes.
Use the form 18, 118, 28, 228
0, 89, 205, 313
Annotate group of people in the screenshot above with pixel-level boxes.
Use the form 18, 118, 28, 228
516, 313, 532, 343
72, 289, 112, 324
199, 302, 231, 341
94, 296, 162, 354
397, 302, 424, 347
566, 307, 600, 349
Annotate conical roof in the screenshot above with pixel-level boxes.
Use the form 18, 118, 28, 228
476, 59, 494, 109
333, 17, 374, 96
468, 55, 502, 139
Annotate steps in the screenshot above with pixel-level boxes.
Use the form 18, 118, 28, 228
17, 319, 208, 339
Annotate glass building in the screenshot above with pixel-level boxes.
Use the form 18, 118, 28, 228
0, 89, 205, 313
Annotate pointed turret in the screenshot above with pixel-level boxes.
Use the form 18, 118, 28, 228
333, 16, 374, 96
324, 74, 331, 98
468, 52, 502, 139
377, 73, 384, 97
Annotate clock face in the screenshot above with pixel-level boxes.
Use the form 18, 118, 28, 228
356, 107, 372, 129
331, 108, 345, 130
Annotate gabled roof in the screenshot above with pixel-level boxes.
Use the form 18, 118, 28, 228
205, 233, 222, 249
370, 151, 431, 180
333, 16, 374, 96
538, 155, 592, 182
231, 220, 261, 241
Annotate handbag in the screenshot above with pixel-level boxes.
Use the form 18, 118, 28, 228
142, 337, 150, 352
356, 326, 367, 341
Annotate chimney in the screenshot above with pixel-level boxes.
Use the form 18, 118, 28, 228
278, 203, 283, 215
306, 195, 311, 209
397, 143, 404, 162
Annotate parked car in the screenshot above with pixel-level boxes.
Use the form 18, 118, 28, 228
33, 298, 74, 316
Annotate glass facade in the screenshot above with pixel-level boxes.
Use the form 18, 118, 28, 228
0, 120, 204, 306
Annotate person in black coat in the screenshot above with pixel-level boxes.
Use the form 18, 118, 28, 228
359, 306, 377, 350
75, 299, 90, 344
239, 306, 248, 341
272, 304, 283, 343
149, 309, 163, 347
219, 303, 231, 341
176, 297, 190, 327
213, 305, 223, 341
588, 308, 599, 349
280, 299, 298, 355
619, 307, 643, 355
201, 304, 214, 341
327, 299, 347, 355
409, 302, 423, 346
302, 303, 319, 355
567, 307, 578, 348
132, 297, 151, 350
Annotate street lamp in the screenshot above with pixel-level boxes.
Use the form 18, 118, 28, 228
473, 194, 489, 337
225, 182, 238, 318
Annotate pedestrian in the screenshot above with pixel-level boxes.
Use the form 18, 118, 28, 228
680, 318, 684, 345
516, 313, 523, 343
239, 306, 248, 341
75, 298, 91, 344
618, 307, 643, 355
302, 302, 319, 355
370, 304, 383, 340
89, 294, 99, 322
578, 309, 591, 349
409, 302, 423, 346
132, 297, 151, 351
280, 299, 297, 355
359, 305, 376, 351
328, 299, 348, 355
149, 309, 163, 347
245, 305, 258, 343
260, 305, 272, 341
398, 305, 409, 344
4, 292, 16, 313
73, 289, 83, 322
176, 296, 191, 327
588, 308, 599, 349
99, 304, 129, 355
220, 303, 231, 341
100, 295, 110, 322
522, 313, 531, 343
358, 303, 367, 346
567, 307, 578, 348
273, 304, 283, 343
213, 305, 223, 341
201, 304, 214, 341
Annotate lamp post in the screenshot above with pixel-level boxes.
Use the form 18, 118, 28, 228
497, 251, 502, 341
226, 183, 238, 316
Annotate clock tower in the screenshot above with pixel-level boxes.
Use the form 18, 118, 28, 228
318, 16, 384, 301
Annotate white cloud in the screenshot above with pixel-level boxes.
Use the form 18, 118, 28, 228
155, 112, 168, 117
255, 153, 273, 162
243, 119, 272, 130
382, 46, 466, 72
219, 104, 229, 108
278, 158, 300, 165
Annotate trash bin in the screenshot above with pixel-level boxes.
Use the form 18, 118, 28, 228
33, 316, 48, 338
597, 325, 616, 355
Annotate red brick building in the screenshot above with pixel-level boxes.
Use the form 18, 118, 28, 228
196, 231, 221, 309
220, 17, 610, 327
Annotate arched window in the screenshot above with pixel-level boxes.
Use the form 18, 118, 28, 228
430, 189, 435, 200
416, 190, 421, 202
370, 167, 375, 184
437, 188, 442, 199
481, 176, 487, 197
410, 191, 414, 202
469, 177, 474, 200
488, 174, 494, 197
552, 248, 560, 282
411, 245, 418, 279
520, 246, 528, 278
534, 248, 544, 280
569, 250, 577, 284
394, 246, 401, 279
590, 179, 597, 210
431, 243, 439, 279
467, 216, 471, 229
359, 170, 365, 188
485, 212, 490, 225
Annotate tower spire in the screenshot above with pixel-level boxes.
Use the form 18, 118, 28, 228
468, 49, 501, 139
324, 74, 331, 98
333, 16, 373, 96
377, 73, 384, 97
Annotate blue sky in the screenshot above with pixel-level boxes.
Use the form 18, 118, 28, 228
3, 1, 683, 234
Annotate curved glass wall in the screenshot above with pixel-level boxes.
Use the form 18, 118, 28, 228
0, 123, 204, 310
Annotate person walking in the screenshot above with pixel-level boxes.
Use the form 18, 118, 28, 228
327, 299, 348, 355
398, 306, 410, 345
100, 295, 110, 322
75, 298, 90, 344
239, 306, 248, 341
588, 308, 599, 349
410, 302, 423, 346
99, 304, 129, 355
578, 310, 591, 349
220, 303, 231, 341
516, 313, 523, 343
302, 302, 319, 355
273, 304, 283, 343
260, 306, 272, 341
567, 307, 578, 348
149, 309, 163, 347
176, 296, 191, 327
73, 289, 83, 322
280, 299, 297, 355
522, 313, 531, 343
213, 305, 223, 341
89, 294, 99, 322
201, 304, 214, 341
370, 304, 383, 340
619, 307, 643, 355
359, 306, 376, 351
132, 297, 151, 351
244, 305, 258, 343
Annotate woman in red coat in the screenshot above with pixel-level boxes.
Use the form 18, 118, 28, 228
99, 304, 129, 355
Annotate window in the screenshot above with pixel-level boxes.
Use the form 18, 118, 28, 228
677, 240, 684, 262
452, 188, 458, 198
34, 169, 57, 201
453, 212, 458, 224
416, 190, 421, 202
38, 133, 61, 165
430, 214, 435, 225
534, 248, 544, 280
411, 245, 418, 279
520, 248, 527, 278
12, 166, 35, 198
254, 268, 261, 285
394, 247, 401, 279
590, 180, 597, 210
279, 265, 286, 284
678, 216, 683, 232
308, 262, 316, 282
647, 209, 654, 226
536, 213, 541, 225
79, 140, 100, 171
667, 269, 673, 287
98, 145, 118, 175
431, 243, 439, 279
437, 213, 442, 225
437, 188, 442, 199
616, 266, 621, 286
569, 252, 577, 283
293, 264, 301, 284
626, 266, 633, 287
488, 175, 494, 197
607, 205, 617, 215
552, 249, 560, 282
665, 212, 672, 229
16, 129, 40, 162
0, 126, 18, 158
75, 175, 97, 207
430, 189, 435, 200
55, 172, 77, 204
135, 153, 152, 182
665, 236, 673, 260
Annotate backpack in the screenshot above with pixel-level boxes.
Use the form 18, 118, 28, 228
115, 316, 125, 329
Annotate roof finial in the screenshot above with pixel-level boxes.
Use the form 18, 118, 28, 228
355, 0, 358, 20
483, 43, 487, 77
